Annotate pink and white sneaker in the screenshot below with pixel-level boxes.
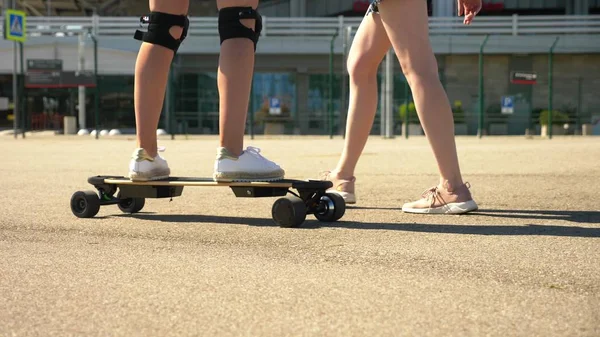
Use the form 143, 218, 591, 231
320, 171, 357, 204
402, 181, 478, 214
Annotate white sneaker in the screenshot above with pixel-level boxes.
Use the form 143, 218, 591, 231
213, 146, 285, 182
128, 147, 170, 181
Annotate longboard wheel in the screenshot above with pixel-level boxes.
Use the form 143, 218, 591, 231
272, 196, 306, 228
314, 193, 345, 222
71, 190, 101, 218
117, 193, 146, 214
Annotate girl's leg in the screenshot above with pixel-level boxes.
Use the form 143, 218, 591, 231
217, 0, 258, 156
129, 0, 189, 181
377, 0, 477, 213
322, 9, 391, 204
213, 0, 284, 182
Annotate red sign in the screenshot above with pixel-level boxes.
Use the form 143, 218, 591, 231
510, 71, 537, 85
353, 0, 371, 12
483, 3, 505, 12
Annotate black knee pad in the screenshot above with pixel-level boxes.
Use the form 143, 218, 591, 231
218, 7, 262, 51
134, 12, 189, 53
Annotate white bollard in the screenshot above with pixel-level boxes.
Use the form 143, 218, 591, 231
63, 116, 77, 135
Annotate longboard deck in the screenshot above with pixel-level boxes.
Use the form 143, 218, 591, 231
91, 176, 331, 189
73, 175, 344, 227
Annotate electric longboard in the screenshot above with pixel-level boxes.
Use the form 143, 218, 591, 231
70, 176, 346, 228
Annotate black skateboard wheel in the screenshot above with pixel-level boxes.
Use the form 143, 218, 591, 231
272, 196, 307, 228
117, 193, 146, 214
314, 193, 345, 222
71, 190, 101, 218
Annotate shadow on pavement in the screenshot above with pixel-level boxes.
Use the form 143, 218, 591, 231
115, 212, 600, 238
470, 209, 600, 225
348, 207, 600, 225
347, 206, 401, 210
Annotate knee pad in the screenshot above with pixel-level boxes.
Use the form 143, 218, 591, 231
134, 12, 190, 53
218, 7, 262, 51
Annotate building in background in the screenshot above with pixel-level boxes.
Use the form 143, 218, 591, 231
0, 0, 599, 136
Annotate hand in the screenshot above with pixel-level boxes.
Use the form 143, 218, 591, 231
457, 0, 482, 25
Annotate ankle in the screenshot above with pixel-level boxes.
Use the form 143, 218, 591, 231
331, 169, 355, 181
439, 178, 464, 192
142, 148, 157, 158
438, 180, 471, 199
219, 143, 243, 157
136, 142, 157, 157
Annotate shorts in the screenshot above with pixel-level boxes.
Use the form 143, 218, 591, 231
366, 0, 383, 15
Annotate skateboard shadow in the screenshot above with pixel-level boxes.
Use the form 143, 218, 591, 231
116, 213, 279, 227
115, 213, 600, 238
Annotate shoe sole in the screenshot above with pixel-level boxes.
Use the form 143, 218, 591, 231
213, 169, 285, 182
326, 190, 356, 204
128, 169, 171, 182
402, 200, 478, 214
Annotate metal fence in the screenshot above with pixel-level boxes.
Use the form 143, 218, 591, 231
2, 15, 600, 137
3, 14, 599, 38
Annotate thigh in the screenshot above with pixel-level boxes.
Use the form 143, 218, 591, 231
348, 10, 392, 67
150, 0, 188, 13
377, 0, 438, 76
217, 0, 259, 10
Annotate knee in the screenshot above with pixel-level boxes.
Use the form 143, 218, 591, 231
217, 0, 262, 49
347, 52, 379, 83
401, 59, 440, 88
148, 0, 189, 40
133, 11, 189, 53
216, 0, 259, 30
169, 26, 184, 39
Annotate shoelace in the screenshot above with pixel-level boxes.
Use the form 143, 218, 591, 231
421, 182, 472, 207
318, 170, 332, 180
244, 146, 265, 159
421, 186, 448, 208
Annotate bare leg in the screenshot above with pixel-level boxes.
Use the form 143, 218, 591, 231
333, 13, 391, 179
378, 0, 463, 189
217, 0, 259, 156
319, 11, 391, 204
135, 0, 189, 157
377, 0, 477, 213
212, 0, 285, 182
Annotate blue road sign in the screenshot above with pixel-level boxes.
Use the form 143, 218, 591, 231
269, 97, 281, 115
501, 96, 514, 114
4, 9, 26, 42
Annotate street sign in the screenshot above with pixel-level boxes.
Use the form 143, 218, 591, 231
510, 71, 537, 85
269, 97, 281, 115
501, 96, 514, 114
25, 71, 96, 89
4, 9, 26, 43
25, 59, 94, 88
27, 59, 63, 71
